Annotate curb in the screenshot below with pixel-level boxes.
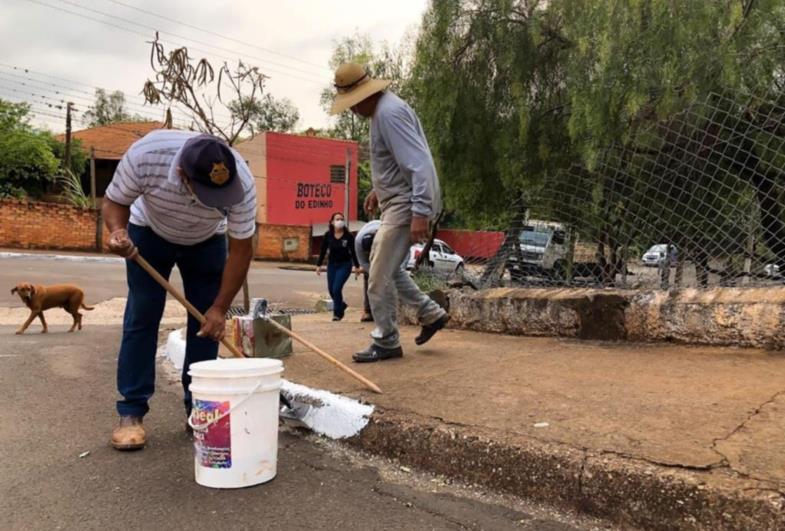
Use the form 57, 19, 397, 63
278, 265, 316, 272
0, 251, 121, 263
347, 409, 785, 530
400, 287, 785, 349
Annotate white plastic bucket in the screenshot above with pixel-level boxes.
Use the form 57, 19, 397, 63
188, 358, 283, 489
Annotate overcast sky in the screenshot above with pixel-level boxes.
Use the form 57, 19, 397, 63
0, 0, 427, 133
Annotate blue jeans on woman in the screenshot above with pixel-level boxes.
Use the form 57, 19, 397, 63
327, 261, 352, 319
116, 224, 227, 418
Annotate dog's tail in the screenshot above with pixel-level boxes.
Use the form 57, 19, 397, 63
81, 302, 95, 311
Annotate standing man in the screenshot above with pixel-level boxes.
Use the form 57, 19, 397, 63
330, 63, 450, 363
103, 130, 257, 450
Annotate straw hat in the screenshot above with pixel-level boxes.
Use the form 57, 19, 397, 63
330, 63, 391, 115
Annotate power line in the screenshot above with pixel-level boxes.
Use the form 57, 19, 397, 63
100, 0, 330, 73
0, 77, 165, 121
53, 0, 325, 80
0, 88, 188, 132
25, 0, 325, 85
0, 69, 226, 126
0, 68, 162, 114
0, 62, 195, 121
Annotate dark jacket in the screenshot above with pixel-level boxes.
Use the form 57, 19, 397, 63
317, 230, 359, 268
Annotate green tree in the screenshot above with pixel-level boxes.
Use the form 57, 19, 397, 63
550, 0, 785, 282
230, 93, 299, 133
83, 88, 143, 126
0, 100, 59, 198
409, 1, 571, 228
408, 0, 785, 286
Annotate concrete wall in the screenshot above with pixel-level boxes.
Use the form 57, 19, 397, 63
405, 287, 785, 349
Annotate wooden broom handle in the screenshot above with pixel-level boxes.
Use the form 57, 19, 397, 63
134, 253, 383, 394
263, 317, 383, 394
132, 254, 245, 359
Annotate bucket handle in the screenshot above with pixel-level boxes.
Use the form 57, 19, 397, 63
187, 381, 281, 432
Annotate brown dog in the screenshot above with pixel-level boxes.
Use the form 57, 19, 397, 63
11, 283, 94, 335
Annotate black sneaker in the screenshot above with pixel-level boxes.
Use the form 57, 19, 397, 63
332, 316, 342, 322
415, 314, 451, 346
352, 343, 403, 363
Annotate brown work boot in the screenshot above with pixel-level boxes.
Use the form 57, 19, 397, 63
111, 416, 146, 451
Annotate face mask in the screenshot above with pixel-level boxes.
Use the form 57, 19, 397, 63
334, 220, 346, 230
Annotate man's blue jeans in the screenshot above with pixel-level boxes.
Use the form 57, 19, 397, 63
116, 224, 227, 418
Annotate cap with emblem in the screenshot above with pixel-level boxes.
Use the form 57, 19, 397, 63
179, 134, 244, 207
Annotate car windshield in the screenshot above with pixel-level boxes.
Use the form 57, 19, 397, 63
520, 231, 550, 247
646, 245, 667, 254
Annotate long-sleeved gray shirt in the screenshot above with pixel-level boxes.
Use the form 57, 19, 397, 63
354, 220, 381, 270
370, 92, 442, 226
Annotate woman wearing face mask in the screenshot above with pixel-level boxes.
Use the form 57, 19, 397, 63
316, 212, 360, 321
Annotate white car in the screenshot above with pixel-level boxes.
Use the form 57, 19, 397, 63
407, 239, 465, 275
764, 264, 781, 278
642, 244, 678, 267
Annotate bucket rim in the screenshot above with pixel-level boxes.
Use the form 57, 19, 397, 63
188, 358, 283, 378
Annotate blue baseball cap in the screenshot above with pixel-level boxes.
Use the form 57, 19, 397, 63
179, 134, 244, 208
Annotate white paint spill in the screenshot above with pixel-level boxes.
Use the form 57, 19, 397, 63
157, 328, 186, 370
156, 330, 374, 440
281, 380, 374, 440
0, 251, 122, 263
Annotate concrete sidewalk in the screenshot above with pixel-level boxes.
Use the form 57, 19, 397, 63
283, 312, 785, 530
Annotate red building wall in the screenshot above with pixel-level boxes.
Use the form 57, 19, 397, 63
438, 229, 505, 259
265, 132, 358, 226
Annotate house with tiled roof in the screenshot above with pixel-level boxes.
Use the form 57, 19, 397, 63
57, 121, 166, 198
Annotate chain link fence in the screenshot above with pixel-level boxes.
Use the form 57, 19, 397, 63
416, 91, 785, 291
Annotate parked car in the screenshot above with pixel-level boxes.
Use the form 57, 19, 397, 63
641, 244, 678, 267
764, 264, 781, 278
407, 239, 465, 275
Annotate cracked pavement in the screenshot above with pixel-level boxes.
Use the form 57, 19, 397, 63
283, 312, 785, 493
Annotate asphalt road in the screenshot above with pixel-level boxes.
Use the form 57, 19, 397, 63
0, 252, 607, 530
0, 324, 592, 531
0, 253, 364, 310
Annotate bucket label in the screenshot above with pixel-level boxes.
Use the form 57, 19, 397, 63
192, 399, 231, 469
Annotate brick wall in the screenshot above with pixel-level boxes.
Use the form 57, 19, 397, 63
256, 223, 311, 262
0, 199, 104, 252
0, 200, 311, 261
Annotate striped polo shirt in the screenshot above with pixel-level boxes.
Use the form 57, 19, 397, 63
105, 130, 257, 245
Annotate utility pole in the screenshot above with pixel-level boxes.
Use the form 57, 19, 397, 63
344, 148, 352, 222
64, 102, 73, 169
89, 147, 97, 208
90, 147, 102, 250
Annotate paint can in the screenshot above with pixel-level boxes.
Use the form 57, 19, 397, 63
188, 358, 283, 488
